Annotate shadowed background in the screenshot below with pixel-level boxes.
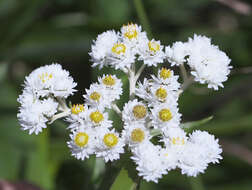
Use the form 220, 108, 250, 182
0, 0, 252, 189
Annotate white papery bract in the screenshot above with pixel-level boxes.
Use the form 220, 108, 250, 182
189, 130, 222, 164
24, 64, 77, 98
67, 127, 96, 160
95, 129, 125, 162
131, 142, 167, 183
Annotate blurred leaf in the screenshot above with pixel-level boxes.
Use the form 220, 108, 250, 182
110, 168, 134, 190
181, 116, 213, 132
0, 63, 7, 81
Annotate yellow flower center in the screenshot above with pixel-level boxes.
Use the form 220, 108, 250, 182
103, 133, 118, 148
90, 111, 104, 123
90, 92, 101, 102
39, 73, 52, 83
155, 87, 167, 100
74, 132, 89, 147
132, 105, 147, 119
172, 137, 185, 145
131, 128, 145, 143
102, 75, 116, 86
159, 108, 172, 122
112, 43, 126, 55
124, 23, 138, 40
71, 104, 84, 114
148, 41, 160, 54
160, 68, 171, 79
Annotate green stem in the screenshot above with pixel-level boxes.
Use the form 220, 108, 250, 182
133, 0, 153, 38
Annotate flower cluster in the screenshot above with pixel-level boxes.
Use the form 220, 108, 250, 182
17, 23, 230, 183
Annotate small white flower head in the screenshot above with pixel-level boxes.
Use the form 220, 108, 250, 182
122, 123, 150, 147
66, 104, 88, 130
24, 64, 77, 98
84, 83, 109, 109
151, 103, 181, 129
121, 23, 147, 42
152, 68, 180, 90
179, 142, 208, 177
122, 99, 148, 125
162, 127, 187, 151
189, 130, 222, 164
138, 39, 165, 67
17, 93, 58, 135
86, 108, 112, 130
187, 34, 232, 90
135, 78, 151, 101
165, 41, 189, 66
98, 74, 123, 101
67, 127, 96, 160
95, 129, 125, 162
108, 40, 135, 71
131, 142, 167, 183
90, 30, 119, 69
159, 147, 179, 171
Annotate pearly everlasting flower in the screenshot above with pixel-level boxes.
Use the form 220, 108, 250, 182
24, 64, 77, 98
95, 129, 125, 162
131, 142, 167, 183
165, 41, 189, 66
122, 123, 151, 147
179, 142, 208, 177
186, 34, 231, 90
189, 130, 222, 164
151, 103, 181, 129
66, 104, 88, 130
67, 127, 96, 160
122, 99, 149, 125
138, 39, 165, 67
98, 74, 123, 101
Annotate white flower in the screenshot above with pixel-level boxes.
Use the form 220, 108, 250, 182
122, 123, 150, 147
122, 99, 148, 125
151, 68, 181, 90
135, 78, 151, 101
189, 130, 222, 164
98, 74, 123, 101
179, 142, 208, 177
24, 63, 77, 98
138, 39, 165, 67
165, 41, 189, 66
150, 103, 181, 129
89, 30, 119, 69
186, 34, 231, 90
95, 129, 125, 162
83, 83, 110, 109
159, 147, 179, 171
67, 127, 96, 160
131, 142, 167, 183
86, 108, 112, 130
17, 91, 58, 135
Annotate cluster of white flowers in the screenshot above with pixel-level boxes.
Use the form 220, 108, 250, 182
18, 23, 230, 183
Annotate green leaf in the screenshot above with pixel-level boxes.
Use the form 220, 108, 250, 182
181, 116, 213, 132
110, 168, 135, 190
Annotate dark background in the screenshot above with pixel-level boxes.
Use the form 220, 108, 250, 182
0, 0, 252, 189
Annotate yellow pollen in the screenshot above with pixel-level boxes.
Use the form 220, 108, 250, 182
131, 128, 145, 143
103, 133, 118, 148
102, 75, 116, 86
71, 104, 84, 114
39, 73, 53, 83
90, 111, 104, 123
124, 23, 138, 40
155, 87, 167, 100
132, 105, 147, 119
148, 41, 160, 53
159, 108, 172, 122
90, 92, 101, 102
112, 43, 126, 55
74, 132, 89, 147
172, 137, 185, 145
160, 68, 171, 79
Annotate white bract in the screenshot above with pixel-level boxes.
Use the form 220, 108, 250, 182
17, 23, 230, 183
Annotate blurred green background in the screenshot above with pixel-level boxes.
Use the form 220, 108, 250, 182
0, 0, 252, 189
